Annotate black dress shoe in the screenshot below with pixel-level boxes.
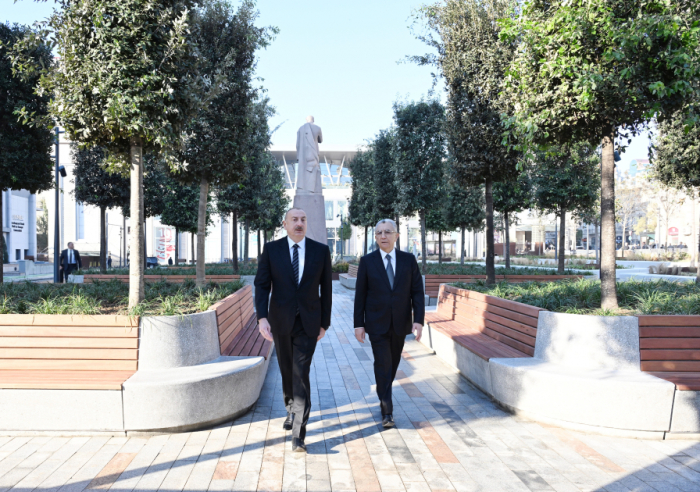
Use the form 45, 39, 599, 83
382, 414, 395, 428
283, 413, 294, 431
292, 437, 306, 453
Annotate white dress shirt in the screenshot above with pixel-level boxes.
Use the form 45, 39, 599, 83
380, 248, 396, 274
287, 236, 306, 283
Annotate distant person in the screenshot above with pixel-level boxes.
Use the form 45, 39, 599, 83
60, 242, 82, 282
168, 257, 174, 266
107, 256, 112, 268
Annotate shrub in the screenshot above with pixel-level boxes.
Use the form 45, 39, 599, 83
332, 261, 349, 273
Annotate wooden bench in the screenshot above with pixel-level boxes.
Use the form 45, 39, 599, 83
426, 284, 544, 359
424, 274, 584, 298
0, 315, 139, 390
639, 315, 700, 391
210, 285, 273, 359
347, 264, 359, 278
84, 275, 240, 284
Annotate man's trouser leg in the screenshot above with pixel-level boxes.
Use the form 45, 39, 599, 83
272, 327, 295, 414
290, 316, 318, 440
369, 327, 405, 416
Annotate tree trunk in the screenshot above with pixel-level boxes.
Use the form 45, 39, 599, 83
558, 211, 566, 274
621, 222, 626, 259
596, 219, 600, 264
257, 230, 261, 258
244, 219, 249, 264
175, 227, 179, 267
143, 221, 147, 270
196, 177, 208, 286
485, 178, 496, 285
364, 225, 368, 255
438, 231, 443, 265
128, 138, 145, 309
191, 232, 195, 265
232, 211, 238, 274
420, 210, 427, 274
505, 212, 511, 269
100, 206, 106, 274
600, 127, 619, 309
395, 215, 401, 251
461, 228, 465, 265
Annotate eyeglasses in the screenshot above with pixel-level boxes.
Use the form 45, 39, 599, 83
375, 230, 397, 237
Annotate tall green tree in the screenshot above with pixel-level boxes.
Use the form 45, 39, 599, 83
72, 145, 130, 273
650, 108, 700, 283
393, 99, 446, 273
531, 144, 600, 273
179, 0, 276, 285
493, 172, 532, 268
348, 149, 377, 255
412, 0, 520, 284
372, 129, 403, 250
443, 180, 485, 265
12, 0, 205, 308
500, 0, 700, 307
426, 188, 450, 265
0, 23, 54, 282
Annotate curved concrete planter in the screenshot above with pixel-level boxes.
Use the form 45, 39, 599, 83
122, 310, 269, 432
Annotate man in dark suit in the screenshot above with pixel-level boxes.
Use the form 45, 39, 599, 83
60, 242, 82, 282
255, 208, 332, 452
354, 218, 425, 428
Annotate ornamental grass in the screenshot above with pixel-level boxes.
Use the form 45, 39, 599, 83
0, 279, 245, 316
454, 279, 700, 316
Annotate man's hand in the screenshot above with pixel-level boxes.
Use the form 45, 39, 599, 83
354, 327, 366, 344
258, 318, 273, 342
317, 327, 327, 341
412, 323, 423, 342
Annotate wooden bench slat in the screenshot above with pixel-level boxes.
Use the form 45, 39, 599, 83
0, 359, 138, 371
464, 290, 544, 318
640, 350, 700, 361
454, 313, 536, 349
640, 338, 700, 349
639, 327, 700, 338
429, 320, 529, 360
0, 315, 138, 327
0, 370, 134, 390
0, 337, 138, 349
455, 301, 538, 334
0, 348, 138, 360
0, 327, 138, 338
641, 361, 700, 372
261, 340, 274, 359
220, 318, 243, 355
457, 297, 539, 328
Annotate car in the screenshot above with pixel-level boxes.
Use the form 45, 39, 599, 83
146, 257, 159, 269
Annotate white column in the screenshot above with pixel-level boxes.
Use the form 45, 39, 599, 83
28, 193, 37, 257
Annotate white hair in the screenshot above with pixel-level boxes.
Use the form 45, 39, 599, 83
375, 219, 397, 231
306, 115, 314, 123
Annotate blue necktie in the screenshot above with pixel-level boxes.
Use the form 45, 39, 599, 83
292, 244, 300, 285
386, 255, 394, 289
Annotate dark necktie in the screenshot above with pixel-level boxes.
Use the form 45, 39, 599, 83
386, 255, 394, 289
292, 244, 300, 285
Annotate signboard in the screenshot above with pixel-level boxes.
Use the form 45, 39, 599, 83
11, 214, 24, 233
668, 227, 679, 237
155, 226, 175, 263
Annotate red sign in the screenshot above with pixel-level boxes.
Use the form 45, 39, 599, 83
668, 227, 679, 236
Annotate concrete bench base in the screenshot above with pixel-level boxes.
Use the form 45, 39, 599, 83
669, 390, 700, 434
339, 274, 356, 289
489, 358, 675, 433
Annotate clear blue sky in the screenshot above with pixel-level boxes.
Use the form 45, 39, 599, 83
4, 0, 649, 165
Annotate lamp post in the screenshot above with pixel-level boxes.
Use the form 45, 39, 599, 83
336, 212, 344, 258
51, 126, 66, 283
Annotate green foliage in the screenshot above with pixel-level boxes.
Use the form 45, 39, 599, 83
332, 261, 349, 273
160, 172, 211, 235
372, 129, 402, 220
0, 23, 53, 197
651, 108, 700, 193
457, 279, 700, 315
428, 264, 589, 276
443, 182, 485, 233
0, 279, 244, 316
348, 148, 377, 229
72, 146, 130, 211
531, 144, 600, 219
500, 0, 700, 149
493, 171, 532, 217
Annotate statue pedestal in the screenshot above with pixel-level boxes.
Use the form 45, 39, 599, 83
293, 194, 327, 244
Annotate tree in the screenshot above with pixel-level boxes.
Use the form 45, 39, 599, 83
372, 129, 403, 250
393, 99, 446, 273
654, 183, 686, 250
443, 179, 485, 265
72, 145, 130, 272
0, 23, 53, 282
179, 0, 276, 286
615, 178, 645, 258
348, 149, 377, 255
412, 0, 520, 284
650, 108, 700, 282
12, 0, 205, 308
493, 171, 532, 268
500, 0, 700, 307
531, 144, 600, 273
426, 188, 450, 265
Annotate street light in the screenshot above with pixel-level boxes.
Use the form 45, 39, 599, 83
51, 126, 66, 283
336, 212, 344, 258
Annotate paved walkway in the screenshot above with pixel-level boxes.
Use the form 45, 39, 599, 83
1, 283, 700, 492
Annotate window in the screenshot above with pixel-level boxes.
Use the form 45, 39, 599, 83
15, 249, 20, 261
325, 201, 334, 221
76, 202, 85, 240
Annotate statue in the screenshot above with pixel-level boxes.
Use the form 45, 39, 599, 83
295, 116, 323, 195
293, 116, 327, 243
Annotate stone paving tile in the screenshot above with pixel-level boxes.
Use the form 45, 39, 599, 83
3, 282, 700, 491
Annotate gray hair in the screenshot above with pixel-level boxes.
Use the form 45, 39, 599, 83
375, 219, 397, 232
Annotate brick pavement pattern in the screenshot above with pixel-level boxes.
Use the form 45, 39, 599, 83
1, 282, 700, 491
